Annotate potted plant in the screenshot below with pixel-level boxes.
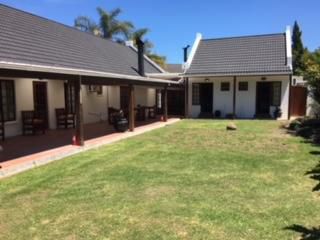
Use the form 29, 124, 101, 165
113, 110, 128, 132
273, 106, 282, 119
215, 110, 221, 118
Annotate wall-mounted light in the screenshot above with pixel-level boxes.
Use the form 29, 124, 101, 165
261, 77, 267, 81
205, 78, 210, 82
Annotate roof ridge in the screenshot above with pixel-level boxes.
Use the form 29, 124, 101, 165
0, 3, 125, 48
201, 33, 285, 42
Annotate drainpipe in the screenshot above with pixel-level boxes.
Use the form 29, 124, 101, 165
288, 74, 292, 120
183, 45, 190, 118
233, 76, 237, 119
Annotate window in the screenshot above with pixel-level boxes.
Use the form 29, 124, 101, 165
271, 82, 281, 106
221, 82, 230, 91
0, 80, 16, 122
156, 90, 162, 109
238, 81, 248, 91
64, 82, 76, 114
192, 83, 200, 105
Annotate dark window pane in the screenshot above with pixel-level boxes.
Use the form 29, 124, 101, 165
238, 82, 248, 91
192, 83, 200, 105
271, 82, 281, 106
221, 82, 230, 91
0, 80, 16, 122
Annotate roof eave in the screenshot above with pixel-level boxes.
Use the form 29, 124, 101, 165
182, 71, 293, 77
0, 61, 179, 85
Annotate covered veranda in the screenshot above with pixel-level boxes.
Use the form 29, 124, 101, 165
0, 64, 180, 175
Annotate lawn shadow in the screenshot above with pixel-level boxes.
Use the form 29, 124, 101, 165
310, 151, 320, 155
305, 161, 320, 192
284, 123, 320, 239
284, 225, 320, 240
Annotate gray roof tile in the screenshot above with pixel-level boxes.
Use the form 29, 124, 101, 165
0, 4, 162, 76
186, 34, 292, 75
164, 64, 182, 73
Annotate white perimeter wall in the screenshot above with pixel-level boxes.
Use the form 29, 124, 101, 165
3, 78, 156, 138
188, 75, 290, 120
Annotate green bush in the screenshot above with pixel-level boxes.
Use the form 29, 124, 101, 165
296, 126, 314, 139
289, 120, 302, 131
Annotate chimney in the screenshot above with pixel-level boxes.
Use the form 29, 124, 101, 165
136, 38, 145, 76
285, 25, 293, 70
183, 45, 190, 63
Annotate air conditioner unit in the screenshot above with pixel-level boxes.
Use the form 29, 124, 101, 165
87, 85, 103, 95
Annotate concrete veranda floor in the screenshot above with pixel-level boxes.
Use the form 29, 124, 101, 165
0, 118, 180, 178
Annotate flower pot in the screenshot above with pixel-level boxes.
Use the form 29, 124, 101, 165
114, 118, 128, 132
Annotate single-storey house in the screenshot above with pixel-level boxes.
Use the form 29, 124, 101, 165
0, 4, 179, 145
182, 29, 294, 120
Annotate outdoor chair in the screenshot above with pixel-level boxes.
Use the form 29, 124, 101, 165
135, 105, 146, 121
55, 108, 75, 129
0, 111, 4, 141
22, 110, 46, 135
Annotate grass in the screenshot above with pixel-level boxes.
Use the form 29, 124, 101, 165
0, 120, 319, 239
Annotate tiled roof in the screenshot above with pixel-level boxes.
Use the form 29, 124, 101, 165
186, 33, 292, 76
0, 4, 162, 77
164, 64, 182, 73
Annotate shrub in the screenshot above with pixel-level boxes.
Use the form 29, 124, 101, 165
289, 119, 302, 131
296, 126, 314, 139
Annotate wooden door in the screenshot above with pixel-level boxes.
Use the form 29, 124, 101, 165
167, 89, 185, 116
256, 82, 272, 115
290, 86, 307, 117
33, 81, 48, 128
200, 83, 213, 113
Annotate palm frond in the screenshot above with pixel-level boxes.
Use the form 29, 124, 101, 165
74, 16, 99, 34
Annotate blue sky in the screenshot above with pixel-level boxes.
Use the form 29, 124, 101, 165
1, 0, 319, 63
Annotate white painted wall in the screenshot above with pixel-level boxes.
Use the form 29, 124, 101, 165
188, 75, 290, 120
135, 86, 156, 106
82, 86, 108, 123
3, 78, 66, 137
2, 78, 156, 138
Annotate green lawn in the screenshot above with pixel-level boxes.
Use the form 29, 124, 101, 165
1, 120, 319, 239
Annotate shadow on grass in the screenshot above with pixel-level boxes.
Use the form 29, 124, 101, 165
306, 161, 320, 192
310, 151, 320, 155
284, 123, 320, 239
284, 225, 320, 240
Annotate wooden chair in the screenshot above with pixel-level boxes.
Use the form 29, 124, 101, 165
135, 106, 146, 121
0, 111, 4, 141
56, 108, 75, 129
22, 111, 46, 135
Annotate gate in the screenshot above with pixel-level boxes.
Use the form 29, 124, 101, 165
290, 86, 307, 117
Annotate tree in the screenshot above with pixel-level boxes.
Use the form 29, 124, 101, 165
129, 28, 153, 54
75, 7, 167, 68
96, 7, 133, 41
305, 48, 320, 118
128, 28, 166, 67
305, 49, 320, 102
147, 54, 166, 68
74, 16, 101, 36
292, 21, 306, 75
74, 7, 133, 42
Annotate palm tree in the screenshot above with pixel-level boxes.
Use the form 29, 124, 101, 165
74, 7, 166, 67
96, 7, 133, 41
129, 28, 154, 54
74, 7, 134, 42
128, 28, 166, 67
74, 16, 100, 36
